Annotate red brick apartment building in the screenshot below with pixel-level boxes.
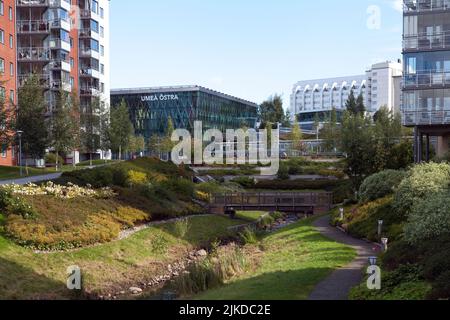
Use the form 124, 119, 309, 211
0, 0, 17, 166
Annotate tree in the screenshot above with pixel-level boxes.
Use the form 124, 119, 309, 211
345, 90, 358, 115
109, 99, 134, 160
16, 75, 48, 163
321, 108, 340, 152
148, 134, 162, 158
80, 96, 102, 166
282, 109, 293, 128
135, 135, 146, 156
160, 116, 175, 160
356, 93, 366, 114
0, 86, 16, 152
48, 90, 80, 170
289, 117, 303, 153
98, 101, 111, 163
259, 94, 284, 126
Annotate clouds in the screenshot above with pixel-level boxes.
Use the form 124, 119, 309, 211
388, 0, 403, 13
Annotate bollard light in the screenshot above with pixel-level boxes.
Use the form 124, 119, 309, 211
381, 238, 389, 252
378, 220, 384, 237
339, 208, 344, 220
368, 256, 378, 266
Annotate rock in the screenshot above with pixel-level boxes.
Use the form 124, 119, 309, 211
196, 249, 208, 257
129, 287, 143, 294
119, 291, 125, 295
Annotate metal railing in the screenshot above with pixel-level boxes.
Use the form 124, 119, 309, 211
17, 47, 50, 61
402, 110, 450, 125
403, 71, 450, 87
16, 0, 48, 6
403, 31, 450, 50
17, 20, 49, 33
404, 0, 450, 12
80, 86, 100, 96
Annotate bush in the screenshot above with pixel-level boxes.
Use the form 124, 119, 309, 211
45, 153, 64, 165
231, 177, 256, 188
404, 192, 450, 244
382, 240, 422, 271
422, 251, 450, 281
0, 188, 37, 219
174, 218, 190, 238
428, 271, 450, 300
126, 170, 148, 187
393, 162, 450, 217
359, 170, 406, 203
277, 163, 290, 180
239, 227, 258, 245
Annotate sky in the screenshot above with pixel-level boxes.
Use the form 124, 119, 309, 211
110, 0, 404, 109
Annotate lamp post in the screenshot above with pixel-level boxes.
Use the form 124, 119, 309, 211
339, 207, 344, 220
17, 131, 23, 177
381, 238, 389, 252
368, 256, 378, 266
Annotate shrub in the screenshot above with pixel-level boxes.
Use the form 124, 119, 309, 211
428, 271, 450, 300
358, 170, 406, 203
257, 214, 275, 229
151, 233, 169, 254
45, 153, 65, 165
404, 192, 450, 244
161, 178, 195, 200
0, 188, 37, 219
174, 218, 190, 238
239, 227, 258, 245
277, 163, 290, 180
393, 162, 450, 217
422, 251, 450, 281
126, 170, 148, 187
382, 240, 422, 271
231, 177, 256, 188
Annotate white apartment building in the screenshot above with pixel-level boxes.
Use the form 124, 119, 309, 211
290, 61, 402, 127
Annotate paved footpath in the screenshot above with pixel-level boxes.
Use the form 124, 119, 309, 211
0, 173, 62, 186
308, 215, 381, 300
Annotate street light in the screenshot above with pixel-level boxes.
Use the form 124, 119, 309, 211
381, 238, 389, 252
16, 130, 23, 177
378, 220, 384, 238
339, 207, 344, 220
368, 256, 378, 266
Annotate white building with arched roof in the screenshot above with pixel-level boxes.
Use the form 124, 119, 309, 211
290, 61, 402, 128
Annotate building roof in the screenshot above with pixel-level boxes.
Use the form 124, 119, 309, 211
111, 85, 258, 107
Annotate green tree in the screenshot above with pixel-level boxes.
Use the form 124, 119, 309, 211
16, 75, 48, 163
356, 93, 366, 114
0, 85, 16, 151
80, 96, 102, 166
48, 90, 80, 170
259, 94, 284, 126
282, 109, 293, 127
321, 108, 340, 152
289, 117, 303, 153
109, 99, 134, 160
98, 101, 111, 163
345, 90, 358, 115
160, 116, 175, 159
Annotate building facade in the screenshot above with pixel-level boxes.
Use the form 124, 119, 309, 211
402, 0, 450, 161
0, 0, 16, 166
111, 86, 258, 140
0, 0, 110, 166
290, 61, 402, 128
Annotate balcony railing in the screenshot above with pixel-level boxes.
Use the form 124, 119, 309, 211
402, 110, 450, 126
17, 47, 50, 61
17, 20, 50, 33
403, 31, 450, 50
403, 71, 450, 88
80, 87, 101, 96
16, 0, 48, 6
404, 0, 450, 12
80, 67, 100, 78
18, 73, 50, 87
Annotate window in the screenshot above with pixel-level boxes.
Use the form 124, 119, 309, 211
0, 86, 5, 99
90, 19, 99, 33
9, 34, 12, 48
9, 89, 13, 103
61, 30, 70, 43
0, 29, 4, 44
9, 62, 13, 76
100, 26, 104, 38
8, 6, 12, 21
70, 77, 74, 88
100, 7, 104, 18
100, 63, 104, 74
100, 45, 104, 56
91, 39, 99, 52
70, 57, 74, 68
0, 1, 3, 16
101, 82, 104, 93
70, 37, 73, 48
0, 58, 4, 74
92, 0, 99, 14
1, 144, 7, 158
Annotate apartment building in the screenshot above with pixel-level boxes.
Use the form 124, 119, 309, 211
402, 0, 450, 161
290, 61, 402, 129
0, 0, 16, 166
0, 0, 111, 166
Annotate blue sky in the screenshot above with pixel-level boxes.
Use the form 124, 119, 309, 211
110, 0, 403, 109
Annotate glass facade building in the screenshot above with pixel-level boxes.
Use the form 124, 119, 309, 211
402, 0, 450, 161
110, 86, 258, 139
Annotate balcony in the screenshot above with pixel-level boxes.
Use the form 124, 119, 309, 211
80, 67, 100, 79
17, 20, 50, 34
80, 86, 101, 96
403, 71, 450, 88
48, 38, 71, 52
17, 47, 50, 62
49, 0, 71, 11
47, 60, 71, 72
16, 0, 48, 7
18, 73, 50, 88
403, 31, 450, 51
79, 47, 100, 59
50, 80, 71, 92
79, 28, 100, 41
404, 0, 450, 13
402, 110, 450, 126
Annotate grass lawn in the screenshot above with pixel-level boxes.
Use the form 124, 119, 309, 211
0, 214, 245, 299
0, 165, 82, 181
76, 160, 119, 167
235, 211, 267, 222
194, 216, 356, 300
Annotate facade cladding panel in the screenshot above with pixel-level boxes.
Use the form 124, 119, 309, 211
111, 86, 258, 139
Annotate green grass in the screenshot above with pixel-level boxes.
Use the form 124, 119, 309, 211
76, 160, 119, 167
194, 216, 356, 300
0, 214, 245, 299
235, 211, 267, 222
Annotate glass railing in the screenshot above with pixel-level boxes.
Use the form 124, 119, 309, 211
17, 20, 49, 33
403, 71, 450, 87
403, 31, 450, 50
80, 87, 100, 95
404, 0, 450, 12
402, 110, 450, 125
17, 47, 50, 61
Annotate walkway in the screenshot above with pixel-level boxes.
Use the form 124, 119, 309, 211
0, 173, 62, 186
308, 215, 381, 300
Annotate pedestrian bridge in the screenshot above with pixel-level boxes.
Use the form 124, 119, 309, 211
209, 192, 333, 215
